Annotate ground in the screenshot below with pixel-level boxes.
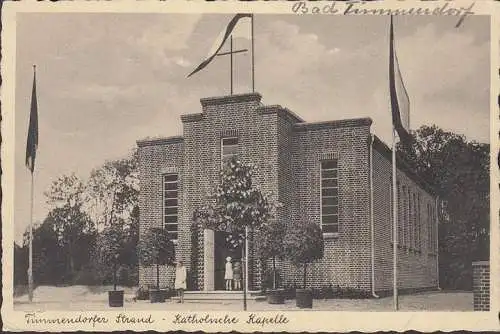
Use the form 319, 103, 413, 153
13, 286, 473, 311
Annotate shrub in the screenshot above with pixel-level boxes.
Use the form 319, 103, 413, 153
138, 227, 175, 289
281, 283, 372, 300
261, 267, 283, 292
72, 265, 105, 285
117, 265, 139, 287
135, 286, 149, 300
283, 220, 324, 289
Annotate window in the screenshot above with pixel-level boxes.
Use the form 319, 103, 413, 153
163, 173, 178, 240
397, 183, 402, 246
406, 188, 411, 249
221, 137, 238, 165
417, 193, 421, 251
402, 185, 408, 248
390, 181, 394, 244
412, 192, 417, 250
409, 190, 414, 249
321, 159, 339, 234
427, 202, 434, 253
431, 203, 437, 253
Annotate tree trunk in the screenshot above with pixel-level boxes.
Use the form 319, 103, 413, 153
113, 262, 117, 291
156, 263, 160, 289
303, 262, 307, 289
68, 239, 74, 277
243, 237, 247, 311
272, 256, 276, 290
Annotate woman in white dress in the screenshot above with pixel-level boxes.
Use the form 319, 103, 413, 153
174, 261, 187, 303
224, 257, 233, 291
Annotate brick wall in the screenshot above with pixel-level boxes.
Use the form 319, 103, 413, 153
181, 93, 283, 290
281, 119, 373, 290
371, 142, 438, 292
137, 92, 439, 293
137, 137, 184, 288
472, 261, 490, 311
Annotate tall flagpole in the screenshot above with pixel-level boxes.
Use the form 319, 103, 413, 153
28, 169, 34, 302
243, 226, 249, 311
230, 36, 233, 95
28, 64, 36, 303
392, 128, 398, 311
251, 14, 255, 93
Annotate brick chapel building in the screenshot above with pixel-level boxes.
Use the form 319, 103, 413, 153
137, 92, 439, 294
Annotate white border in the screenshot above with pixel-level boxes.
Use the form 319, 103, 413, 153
2, 0, 499, 332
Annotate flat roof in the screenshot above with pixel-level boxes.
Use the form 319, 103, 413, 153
372, 135, 437, 196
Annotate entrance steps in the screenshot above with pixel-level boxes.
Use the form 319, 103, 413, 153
172, 290, 266, 302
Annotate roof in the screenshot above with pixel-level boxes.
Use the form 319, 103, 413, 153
372, 135, 437, 196
136, 136, 184, 148
257, 104, 304, 123
294, 118, 373, 132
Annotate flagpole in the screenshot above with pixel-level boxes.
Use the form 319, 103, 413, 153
243, 226, 249, 311
27, 64, 36, 303
251, 14, 255, 93
28, 169, 34, 302
230, 36, 233, 95
392, 128, 398, 311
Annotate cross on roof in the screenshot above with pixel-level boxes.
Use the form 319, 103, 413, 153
215, 36, 248, 95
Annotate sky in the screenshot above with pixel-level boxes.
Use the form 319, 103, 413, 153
13, 13, 490, 243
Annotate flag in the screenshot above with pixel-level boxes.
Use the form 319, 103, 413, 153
25, 67, 38, 173
389, 16, 412, 145
187, 13, 252, 78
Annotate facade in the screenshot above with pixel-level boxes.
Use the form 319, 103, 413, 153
137, 92, 439, 294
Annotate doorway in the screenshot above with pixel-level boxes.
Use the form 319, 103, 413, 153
214, 231, 243, 290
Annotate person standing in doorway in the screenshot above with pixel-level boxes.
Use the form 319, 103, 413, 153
224, 257, 233, 291
175, 261, 187, 303
233, 261, 242, 290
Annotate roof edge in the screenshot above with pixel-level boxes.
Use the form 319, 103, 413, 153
200, 92, 262, 107
257, 104, 304, 123
137, 136, 184, 148
294, 117, 373, 131
372, 135, 437, 196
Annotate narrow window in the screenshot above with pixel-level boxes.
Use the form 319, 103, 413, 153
402, 185, 407, 248
163, 173, 179, 240
221, 137, 239, 165
406, 188, 411, 249
321, 159, 339, 234
397, 183, 402, 246
409, 190, 413, 249
417, 193, 421, 251
412, 192, 417, 250
427, 203, 432, 252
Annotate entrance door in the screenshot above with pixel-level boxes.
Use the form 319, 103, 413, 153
214, 231, 242, 290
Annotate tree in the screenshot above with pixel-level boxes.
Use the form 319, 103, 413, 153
23, 219, 65, 284
85, 150, 139, 232
44, 205, 95, 277
256, 219, 286, 290
95, 223, 131, 290
193, 156, 280, 309
138, 227, 176, 289
45, 173, 85, 209
397, 125, 489, 289
14, 243, 28, 287
85, 150, 140, 286
284, 220, 324, 289
193, 156, 279, 240
44, 173, 95, 278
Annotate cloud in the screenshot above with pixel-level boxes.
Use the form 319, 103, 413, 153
133, 14, 202, 65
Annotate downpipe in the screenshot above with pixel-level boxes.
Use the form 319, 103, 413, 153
370, 133, 380, 299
